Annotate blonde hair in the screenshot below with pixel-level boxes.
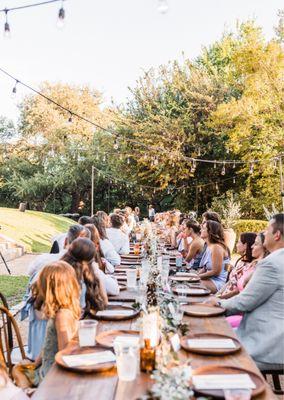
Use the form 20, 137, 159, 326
36, 261, 81, 320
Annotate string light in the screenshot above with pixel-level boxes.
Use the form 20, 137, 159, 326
102, 154, 106, 162
233, 161, 236, 169
57, 1, 65, 29
157, 0, 169, 14
221, 162, 226, 176
233, 177, 236, 184
113, 137, 119, 150
68, 113, 73, 123
199, 186, 202, 193
214, 161, 217, 169
4, 10, 11, 39
197, 147, 201, 157
249, 163, 254, 174
127, 157, 130, 164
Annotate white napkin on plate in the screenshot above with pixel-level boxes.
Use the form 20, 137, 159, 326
187, 339, 236, 349
96, 310, 134, 316
62, 351, 116, 367
192, 374, 256, 390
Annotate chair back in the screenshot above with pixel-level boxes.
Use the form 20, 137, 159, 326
225, 263, 233, 282
0, 306, 26, 375
0, 293, 13, 350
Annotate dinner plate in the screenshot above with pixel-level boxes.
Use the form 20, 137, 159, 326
192, 365, 265, 398
118, 283, 127, 291
55, 344, 116, 373
170, 276, 201, 283
181, 332, 241, 355
181, 303, 225, 317
96, 330, 140, 348
92, 304, 140, 321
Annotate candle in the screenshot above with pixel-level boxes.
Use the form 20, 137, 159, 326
142, 311, 160, 347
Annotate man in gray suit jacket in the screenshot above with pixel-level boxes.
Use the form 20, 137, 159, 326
207, 213, 284, 370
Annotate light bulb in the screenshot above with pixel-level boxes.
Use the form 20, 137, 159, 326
221, 163, 226, 175
57, 6, 65, 29
214, 161, 217, 169
68, 113, 73, 123
233, 177, 236, 184
4, 22, 11, 39
113, 138, 119, 150
11, 81, 18, 100
157, 0, 169, 14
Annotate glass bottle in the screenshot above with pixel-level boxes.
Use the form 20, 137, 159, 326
140, 338, 156, 373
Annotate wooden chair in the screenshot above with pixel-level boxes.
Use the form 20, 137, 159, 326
261, 369, 284, 395
0, 292, 13, 350
225, 263, 233, 282
0, 306, 26, 376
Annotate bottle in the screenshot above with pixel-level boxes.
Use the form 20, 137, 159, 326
176, 254, 183, 268
134, 243, 140, 255
140, 338, 156, 373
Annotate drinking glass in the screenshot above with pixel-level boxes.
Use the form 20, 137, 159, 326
126, 269, 137, 288
114, 343, 139, 381
224, 389, 252, 400
176, 284, 188, 301
78, 320, 98, 347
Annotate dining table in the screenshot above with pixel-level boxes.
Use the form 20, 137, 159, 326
32, 286, 276, 400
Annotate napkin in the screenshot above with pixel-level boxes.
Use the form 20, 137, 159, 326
192, 374, 256, 390
96, 310, 134, 316
62, 351, 116, 367
113, 335, 140, 346
187, 339, 236, 349
176, 288, 205, 294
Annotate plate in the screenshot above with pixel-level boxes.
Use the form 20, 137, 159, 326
92, 304, 140, 321
192, 365, 265, 399
55, 344, 116, 373
96, 330, 140, 348
181, 333, 241, 355
118, 283, 127, 291
121, 254, 142, 260
120, 260, 141, 266
173, 287, 211, 297
181, 303, 225, 317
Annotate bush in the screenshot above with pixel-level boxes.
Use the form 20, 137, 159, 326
234, 219, 268, 238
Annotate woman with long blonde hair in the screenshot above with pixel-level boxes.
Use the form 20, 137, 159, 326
13, 261, 80, 388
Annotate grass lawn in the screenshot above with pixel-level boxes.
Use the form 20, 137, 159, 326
0, 275, 29, 307
0, 207, 74, 253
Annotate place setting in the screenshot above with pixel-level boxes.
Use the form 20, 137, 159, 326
180, 332, 242, 355
181, 302, 226, 317
172, 284, 211, 297
96, 330, 140, 348
92, 304, 141, 321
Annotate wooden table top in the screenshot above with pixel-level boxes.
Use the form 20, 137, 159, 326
33, 290, 276, 400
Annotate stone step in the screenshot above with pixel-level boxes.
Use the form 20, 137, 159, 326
0, 247, 24, 262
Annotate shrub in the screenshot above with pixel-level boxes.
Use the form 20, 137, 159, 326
234, 219, 268, 238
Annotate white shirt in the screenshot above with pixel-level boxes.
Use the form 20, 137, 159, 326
92, 262, 120, 296
51, 233, 67, 252
149, 208, 155, 217
106, 227, 130, 255
28, 250, 66, 277
100, 238, 121, 268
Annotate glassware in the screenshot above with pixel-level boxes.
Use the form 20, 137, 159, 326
176, 284, 188, 301
126, 269, 137, 288
176, 254, 183, 268
78, 320, 98, 347
114, 343, 139, 381
140, 338, 156, 373
224, 389, 252, 400
134, 243, 140, 255
173, 309, 184, 324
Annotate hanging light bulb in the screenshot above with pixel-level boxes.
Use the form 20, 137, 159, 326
4, 10, 11, 39
68, 113, 73, 123
154, 157, 158, 166
157, 0, 169, 14
103, 154, 106, 162
199, 186, 202, 193
57, 1, 65, 29
127, 157, 130, 164
191, 159, 196, 173
183, 188, 186, 194
11, 80, 18, 100
249, 163, 254, 174
214, 161, 217, 169
233, 177, 236, 184
197, 147, 201, 157
233, 161, 236, 169
226, 148, 230, 154
221, 162, 226, 176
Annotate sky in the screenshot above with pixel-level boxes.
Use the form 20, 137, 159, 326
0, 0, 282, 123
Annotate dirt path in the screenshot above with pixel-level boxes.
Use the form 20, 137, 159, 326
0, 253, 38, 276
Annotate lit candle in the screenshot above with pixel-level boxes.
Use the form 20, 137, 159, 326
142, 310, 160, 347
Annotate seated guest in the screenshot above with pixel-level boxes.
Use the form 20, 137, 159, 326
85, 224, 120, 296
61, 238, 108, 313
224, 232, 269, 328
207, 214, 284, 370
202, 211, 235, 253
106, 214, 130, 255
92, 216, 121, 272
78, 215, 93, 225
28, 225, 90, 277
95, 210, 110, 228
134, 206, 140, 223
13, 262, 80, 388
183, 221, 205, 269
217, 232, 257, 299
0, 364, 29, 399
165, 213, 179, 248
124, 206, 136, 232
199, 220, 230, 293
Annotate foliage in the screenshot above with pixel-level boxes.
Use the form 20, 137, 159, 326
234, 219, 268, 239
0, 276, 29, 306
211, 190, 242, 228
0, 207, 73, 252
263, 204, 280, 220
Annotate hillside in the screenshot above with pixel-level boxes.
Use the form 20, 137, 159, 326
0, 207, 74, 253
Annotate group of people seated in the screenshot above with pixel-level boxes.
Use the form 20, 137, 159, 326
156, 210, 284, 371
6, 206, 283, 393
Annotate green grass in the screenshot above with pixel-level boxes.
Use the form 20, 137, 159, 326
0, 207, 74, 253
0, 276, 29, 306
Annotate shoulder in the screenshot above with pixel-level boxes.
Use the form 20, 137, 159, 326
55, 309, 74, 325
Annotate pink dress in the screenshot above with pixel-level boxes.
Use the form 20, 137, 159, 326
226, 262, 256, 328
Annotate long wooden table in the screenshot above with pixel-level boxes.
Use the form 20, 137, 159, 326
33, 288, 276, 400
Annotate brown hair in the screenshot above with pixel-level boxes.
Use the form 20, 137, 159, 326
240, 232, 257, 262
186, 220, 201, 234
110, 213, 124, 229
202, 211, 222, 224
206, 220, 229, 255
92, 215, 107, 239
61, 238, 106, 312
85, 224, 105, 272
34, 261, 81, 320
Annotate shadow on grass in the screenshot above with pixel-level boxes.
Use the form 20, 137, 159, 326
21, 236, 51, 253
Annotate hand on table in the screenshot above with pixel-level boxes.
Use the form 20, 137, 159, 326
203, 297, 220, 307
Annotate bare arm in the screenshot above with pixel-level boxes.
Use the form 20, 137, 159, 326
185, 241, 199, 262
199, 245, 223, 279
55, 310, 77, 350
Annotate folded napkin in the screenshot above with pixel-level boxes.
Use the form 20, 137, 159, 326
113, 335, 140, 346
62, 351, 116, 367
176, 288, 205, 294
192, 374, 256, 390
96, 309, 134, 317
187, 339, 236, 349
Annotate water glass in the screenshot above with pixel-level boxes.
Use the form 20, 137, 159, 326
224, 389, 252, 400
127, 269, 137, 288
176, 284, 188, 301
114, 343, 139, 381
78, 320, 98, 347
173, 309, 184, 324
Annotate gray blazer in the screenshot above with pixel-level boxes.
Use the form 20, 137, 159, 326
220, 248, 284, 365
